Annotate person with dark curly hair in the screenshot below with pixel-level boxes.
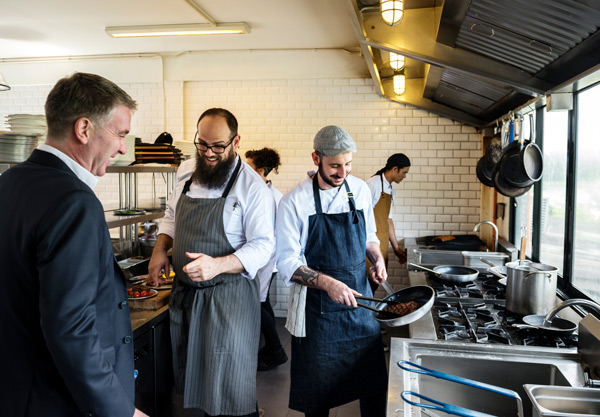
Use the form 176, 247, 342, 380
245, 147, 288, 372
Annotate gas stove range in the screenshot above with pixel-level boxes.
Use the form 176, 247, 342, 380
424, 272, 578, 348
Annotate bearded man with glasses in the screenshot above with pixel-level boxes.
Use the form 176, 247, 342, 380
149, 108, 276, 417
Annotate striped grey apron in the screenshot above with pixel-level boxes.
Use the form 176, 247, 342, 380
170, 159, 260, 415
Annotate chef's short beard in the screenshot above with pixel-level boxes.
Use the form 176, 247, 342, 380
191, 151, 236, 189
318, 161, 347, 188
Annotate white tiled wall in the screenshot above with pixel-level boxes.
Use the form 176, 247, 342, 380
0, 77, 481, 317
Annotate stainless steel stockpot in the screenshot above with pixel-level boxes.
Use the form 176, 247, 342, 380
505, 260, 558, 316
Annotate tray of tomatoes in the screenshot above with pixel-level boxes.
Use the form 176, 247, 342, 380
128, 286, 158, 300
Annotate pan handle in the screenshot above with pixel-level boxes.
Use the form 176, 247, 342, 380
401, 391, 495, 417
398, 361, 523, 409
407, 262, 438, 275
381, 280, 394, 295
479, 257, 496, 267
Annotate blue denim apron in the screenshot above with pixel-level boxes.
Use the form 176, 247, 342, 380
289, 175, 388, 413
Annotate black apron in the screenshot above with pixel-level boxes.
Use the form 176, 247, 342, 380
170, 159, 260, 415
289, 175, 388, 413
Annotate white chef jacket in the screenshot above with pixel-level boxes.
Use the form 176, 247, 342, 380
159, 156, 276, 280
276, 170, 379, 286
366, 173, 394, 219
257, 181, 283, 302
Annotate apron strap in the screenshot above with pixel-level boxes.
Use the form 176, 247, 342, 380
181, 157, 242, 197
312, 174, 358, 223
312, 174, 323, 214
222, 157, 242, 198
344, 180, 359, 224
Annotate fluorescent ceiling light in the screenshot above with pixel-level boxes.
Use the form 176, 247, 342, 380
105, 23, 250, 38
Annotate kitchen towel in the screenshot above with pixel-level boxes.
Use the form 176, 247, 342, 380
285, 283, 306, 337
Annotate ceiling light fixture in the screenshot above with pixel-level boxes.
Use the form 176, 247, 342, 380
393, 74, 405, 95
381, 0, 404, 26
0, 73, 10, 91
389, 52, 405, 70
105, 23, 250, 38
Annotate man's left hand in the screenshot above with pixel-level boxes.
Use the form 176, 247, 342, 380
368, 263, 387, 285
183, 252, 218, 281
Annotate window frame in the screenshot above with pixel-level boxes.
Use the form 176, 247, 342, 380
509, 79, 600, 306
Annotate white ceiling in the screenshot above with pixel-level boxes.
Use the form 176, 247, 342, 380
0, 0, 361, 60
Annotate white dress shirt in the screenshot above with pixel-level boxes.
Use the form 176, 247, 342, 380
37, 143, 98, 190
276, 170, 379, 286
257, 181, 283, 302
159, 156, 276, 280
366, 173, 395, 219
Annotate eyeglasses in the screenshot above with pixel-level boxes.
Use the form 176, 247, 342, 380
193, 132, 236, 154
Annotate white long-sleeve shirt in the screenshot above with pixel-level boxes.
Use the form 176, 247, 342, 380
276, 171, 379, 286
158, 156, 276, 279
365, 173, 395, 219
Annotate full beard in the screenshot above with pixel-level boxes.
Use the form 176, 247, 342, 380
191, 151, 237, 189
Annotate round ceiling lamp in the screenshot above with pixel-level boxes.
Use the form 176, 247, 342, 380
393, 74, 406, 95
381, 0, 404, 26
389, 52, 405, 70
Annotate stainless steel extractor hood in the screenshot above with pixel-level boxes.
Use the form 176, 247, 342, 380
347, 0, 600, 127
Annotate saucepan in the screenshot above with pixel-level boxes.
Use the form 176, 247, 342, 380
408, 262, 479, 283
398, 360, 524, 417
356, 285, 434, 327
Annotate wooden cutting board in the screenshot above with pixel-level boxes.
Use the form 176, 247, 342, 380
129, 289, 171, 310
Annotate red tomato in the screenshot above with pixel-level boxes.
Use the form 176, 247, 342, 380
127, 288, 133, 295
133, 292, 141, 298
140, 291, 148, 297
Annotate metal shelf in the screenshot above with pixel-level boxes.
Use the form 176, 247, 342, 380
104, 165, 177, 258
105, 210, 165, 229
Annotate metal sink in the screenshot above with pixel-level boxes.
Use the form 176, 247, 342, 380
411, 248, 509, 272
389, 339, 585, 417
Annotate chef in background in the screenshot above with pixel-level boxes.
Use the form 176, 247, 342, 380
149, 108, 275, 417
245, 147, 288, 372
276, 125, 388, 417
0, 72, 146, 417
365, 153, 411, 294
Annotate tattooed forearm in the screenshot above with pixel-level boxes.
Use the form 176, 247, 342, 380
291, 265, 321, 287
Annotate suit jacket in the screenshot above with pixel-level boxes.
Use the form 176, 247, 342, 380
0, 150, 135, 417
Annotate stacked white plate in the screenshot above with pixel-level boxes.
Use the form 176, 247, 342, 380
5, 114, 47, 135
174, 140, 196, 159
0, 131, 41, 163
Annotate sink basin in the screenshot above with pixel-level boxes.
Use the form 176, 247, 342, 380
389, 339, 585, 417
525, 385, 600, 417
411, 248, 509, 272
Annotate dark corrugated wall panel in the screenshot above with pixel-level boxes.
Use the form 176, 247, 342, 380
455, 0, 600, 74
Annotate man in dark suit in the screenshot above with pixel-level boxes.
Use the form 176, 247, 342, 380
0, 72, 148, 417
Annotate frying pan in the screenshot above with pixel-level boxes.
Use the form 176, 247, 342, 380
515, 314, 577, 337
408, 262, 479, 283
356, 285, 434, 327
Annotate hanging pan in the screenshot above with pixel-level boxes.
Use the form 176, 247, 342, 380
408, 262, 479, 283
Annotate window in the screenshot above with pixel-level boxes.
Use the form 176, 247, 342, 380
572, 83, 600, 300
539, 110, 568, 275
